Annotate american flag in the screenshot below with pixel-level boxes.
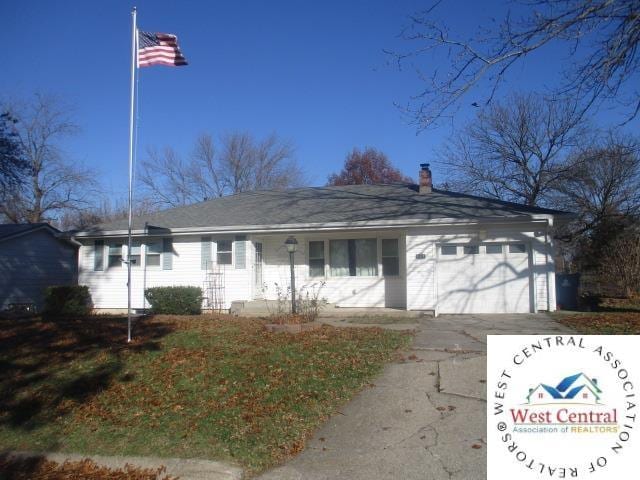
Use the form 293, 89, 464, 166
137, 31, 188, 67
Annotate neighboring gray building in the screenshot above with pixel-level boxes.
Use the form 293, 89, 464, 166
0, 223, 79, 311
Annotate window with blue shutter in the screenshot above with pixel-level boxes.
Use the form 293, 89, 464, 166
146, 240, 162, 267
162, 238, 173, 270
201, 236, 211, 270
235, 235, 246, 269
94, 240, 104, 271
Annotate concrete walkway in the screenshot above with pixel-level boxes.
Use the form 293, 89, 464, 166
259, 313, 573, 480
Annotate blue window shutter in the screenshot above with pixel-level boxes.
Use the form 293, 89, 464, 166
201, 236, 211, 270
94, 240, 104, 271
162, 238, 173, 270
235, 235, 246, 269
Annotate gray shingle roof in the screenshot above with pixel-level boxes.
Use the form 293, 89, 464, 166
84, 184, 567, 234
0, 223, 59, 240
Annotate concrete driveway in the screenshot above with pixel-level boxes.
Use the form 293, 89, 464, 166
258, 314, 573, 480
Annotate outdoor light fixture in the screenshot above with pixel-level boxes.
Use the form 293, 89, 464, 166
284, 236, 298, 313
285, 236, 298, 253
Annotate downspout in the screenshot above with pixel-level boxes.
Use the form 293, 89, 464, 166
546, 218, 554, 312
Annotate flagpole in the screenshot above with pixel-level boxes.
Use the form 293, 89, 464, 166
126, 6, 137, 343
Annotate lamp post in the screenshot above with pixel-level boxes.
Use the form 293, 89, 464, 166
284, 236, 298, 314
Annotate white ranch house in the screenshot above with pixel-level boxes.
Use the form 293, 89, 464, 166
73, 165, 567, 314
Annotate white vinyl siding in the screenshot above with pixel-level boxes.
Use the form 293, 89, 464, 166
78, 221, 556, 313
259, 233, 405, 309
406, 224, 556, 313
79, 235, 251, 310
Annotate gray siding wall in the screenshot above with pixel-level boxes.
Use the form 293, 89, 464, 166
0, 230, 78, 310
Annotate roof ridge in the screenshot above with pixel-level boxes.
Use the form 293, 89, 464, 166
78, 183, 570, 235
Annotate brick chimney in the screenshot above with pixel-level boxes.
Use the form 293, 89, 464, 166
419, 163, 432, 194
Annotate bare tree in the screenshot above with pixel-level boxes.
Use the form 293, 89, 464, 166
391, 0, 640, 129
0, 112, 28, 194
139, 146, 201, 207
140, 132, 303, 208
439, 93, 588, 206
0, 95, 97, 223
58, 196, 157, 231
555, 132, 640, 233
327, 147, 412, 186
599, 226, 640, 298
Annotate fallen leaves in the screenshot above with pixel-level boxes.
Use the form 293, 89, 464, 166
558, 312, 640, 334
0, 456, 177, 480
0, 315, 410, 475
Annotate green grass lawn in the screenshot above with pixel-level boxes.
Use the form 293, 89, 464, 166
0, 315, 409, 475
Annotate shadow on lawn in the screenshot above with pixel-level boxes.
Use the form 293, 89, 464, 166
0, 452, 175, 480
0, 453, 48, 480
0, 316, 176, 432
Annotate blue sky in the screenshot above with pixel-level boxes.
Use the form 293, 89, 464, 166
1, 0, 637, 202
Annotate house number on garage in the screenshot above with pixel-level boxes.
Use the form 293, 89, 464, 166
415, 253, 426, 259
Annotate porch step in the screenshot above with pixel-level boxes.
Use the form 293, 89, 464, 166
229, 300, 424, 319
230, 299, 291, 316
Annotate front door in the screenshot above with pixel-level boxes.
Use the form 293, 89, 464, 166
253, 242, 263, 299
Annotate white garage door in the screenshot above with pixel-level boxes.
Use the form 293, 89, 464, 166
436, 243, 531, 313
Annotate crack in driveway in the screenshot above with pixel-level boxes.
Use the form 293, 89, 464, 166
258, 314, 571, 480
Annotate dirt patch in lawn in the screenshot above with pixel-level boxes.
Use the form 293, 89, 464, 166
0, 315, 409, 475
557, 312, 640, 334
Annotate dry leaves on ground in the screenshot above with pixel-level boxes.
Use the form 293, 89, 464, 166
0, 456, 178, 480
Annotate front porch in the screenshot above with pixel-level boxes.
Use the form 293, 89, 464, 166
244, 231, 407, 310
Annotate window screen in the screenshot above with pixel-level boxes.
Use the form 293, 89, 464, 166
441, 245, 457, 255
330, 239, 378, 276
129, 241, 141, 267
463, 245, 479, 255
486, 244, 503, 254
217, 240, 232, 265
234, 235, 246, 269
309, 241, 325, 277
94, 240, 104, 271
509, 244, 526, 254
108, 244, 122, 268
201, 236, 211, 270
382, 239, 400, 276
146, 241, 162, 267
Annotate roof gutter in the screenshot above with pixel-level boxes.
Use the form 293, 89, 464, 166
72, 215, 555, 239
